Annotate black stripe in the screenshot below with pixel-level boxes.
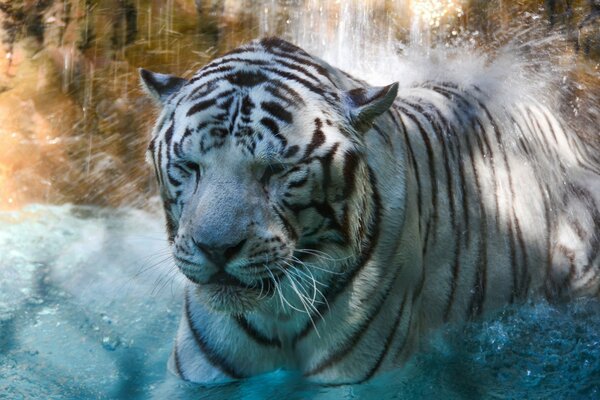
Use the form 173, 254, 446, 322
303, 118, 326, 158
265, 82, 306, 106
208, 57, 269, 69
186, 79, 220, 102
304, 258, 402, 377
234, 316, 282, 347
509, 113, 553, 296
196, 58, 269, 74
226, 70, 268, 87
427, 85, 476, 241
359, 294, 408, 382
148, 138, 162, 187
478, 100, 526, 300
272, 57, 323, 84
166, 169, 182, 187
210, 127, 228, 138
392, 302, 414, 362
163, 203, 177, 243
188, 65, 236, 84
340, 150, 361, 243
472, 117, 501, 227
263, 41, 332, 79
406, 100, 457, 233
342, 150, 360, 199
186, 98, 217, 116
372, 124, 392, 147
426, 85, 492, 317
536, 105, 559, 145
263, 67, 338, 104
568, 216, 587, 240
273, 205, 298, 241
241, 95, 255, 115
184, 292, 243, 379
320, 142, 339, 200
218, 95, 234, 112
260, 37, 304, 53
228, 97, 240, 133
398, 105, 438, 240
392, 110, 423, 227
163, 121, 174, 145
288, 176, 308, 188
261, 101, 293, 124
260, 117, 287, 147
173, 141, 183, 158
283, 145, 299, 159
420, 99, 466, 321
157, 141, 164, 187
293, 168, 381, 343
464, 130, 488, 319
271, 51, 332, 80
147, 136, 156, 154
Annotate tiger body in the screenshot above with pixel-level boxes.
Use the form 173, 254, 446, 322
140, 38, 600, 384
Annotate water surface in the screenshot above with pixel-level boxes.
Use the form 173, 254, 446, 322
1, 205, 599, 399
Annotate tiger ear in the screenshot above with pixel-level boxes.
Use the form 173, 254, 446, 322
139, 68, 188, 105
344, 82, 399, 130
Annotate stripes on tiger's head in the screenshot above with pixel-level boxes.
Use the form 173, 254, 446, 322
140, 38, 398, 314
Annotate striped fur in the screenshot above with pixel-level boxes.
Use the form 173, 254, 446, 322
140, 38, 600, 384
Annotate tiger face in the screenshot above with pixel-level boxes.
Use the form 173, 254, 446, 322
141, 39, 398, 314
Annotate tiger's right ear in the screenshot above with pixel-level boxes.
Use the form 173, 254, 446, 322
343, 82, 399, 131
139, 68, 188, 105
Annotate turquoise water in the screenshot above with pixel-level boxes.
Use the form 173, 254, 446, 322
1, 205, 599, 399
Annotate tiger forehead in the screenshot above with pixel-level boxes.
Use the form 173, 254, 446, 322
170, 80, 339, 158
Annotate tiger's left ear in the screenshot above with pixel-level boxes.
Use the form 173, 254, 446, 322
139, 68, 188, 105
343, 82, 399, 131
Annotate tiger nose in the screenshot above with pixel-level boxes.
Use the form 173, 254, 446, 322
192, 238, 247, 267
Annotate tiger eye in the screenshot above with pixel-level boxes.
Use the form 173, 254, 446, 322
259, 163, 287, 185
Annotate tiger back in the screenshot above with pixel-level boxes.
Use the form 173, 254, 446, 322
139, 37, 600, 384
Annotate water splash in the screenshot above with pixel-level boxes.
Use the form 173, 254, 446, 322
2, 204, 599, 399
271, 0, 597, 168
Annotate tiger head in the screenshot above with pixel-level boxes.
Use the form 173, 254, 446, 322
140, 38, 397, 315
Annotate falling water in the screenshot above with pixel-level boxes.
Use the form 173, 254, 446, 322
258, 0, 408, 83
252, 0, 488, 86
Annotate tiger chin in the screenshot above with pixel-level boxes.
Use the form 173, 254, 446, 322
140, 37, 600, 385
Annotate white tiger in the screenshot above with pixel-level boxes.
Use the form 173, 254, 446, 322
139, 37, 600, 384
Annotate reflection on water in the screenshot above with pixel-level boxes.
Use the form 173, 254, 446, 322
0, 0, 598, 210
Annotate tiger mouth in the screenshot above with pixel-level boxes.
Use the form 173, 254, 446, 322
187, 271, 279, 295
207, 271, 246, 287
183, 272, 245, 288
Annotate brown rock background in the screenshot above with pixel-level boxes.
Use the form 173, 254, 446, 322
0, 0, 597, 210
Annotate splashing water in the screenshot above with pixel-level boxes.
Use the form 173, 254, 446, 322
2, 205, 600, 399
256, 0, 581, 113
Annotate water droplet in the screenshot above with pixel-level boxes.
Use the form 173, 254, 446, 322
102, 336, 120, 351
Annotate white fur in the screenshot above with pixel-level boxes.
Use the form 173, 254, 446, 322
141, 39, 600, 385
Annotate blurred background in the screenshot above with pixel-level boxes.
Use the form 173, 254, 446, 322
0, 0, 598, 211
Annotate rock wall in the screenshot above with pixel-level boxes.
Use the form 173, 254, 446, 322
0, 0, 597, 210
